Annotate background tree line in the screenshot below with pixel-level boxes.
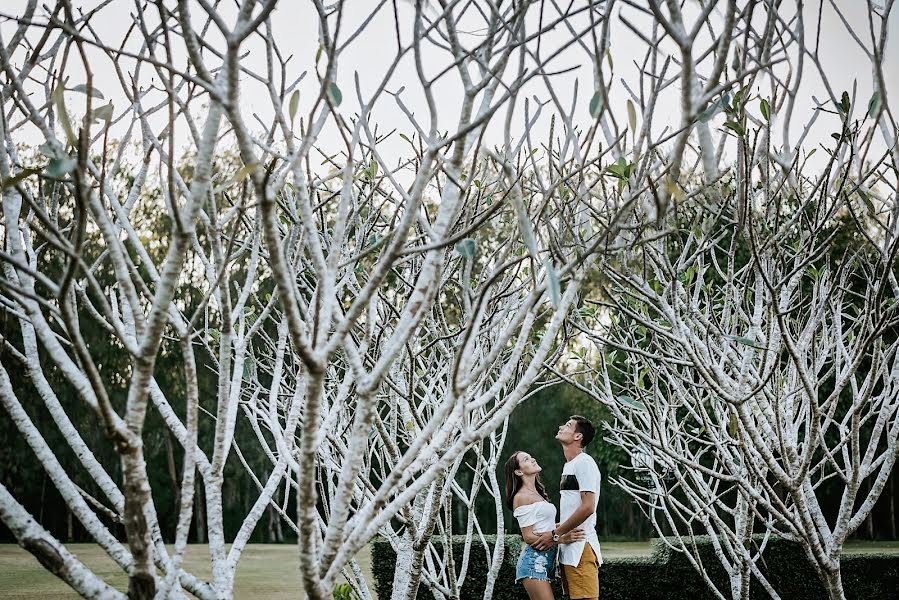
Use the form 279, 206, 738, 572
6, 315, 896, 545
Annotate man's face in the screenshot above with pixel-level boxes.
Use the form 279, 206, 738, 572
556, 419, 581, 445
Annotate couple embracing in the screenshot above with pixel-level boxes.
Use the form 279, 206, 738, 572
504, 416, 602, 600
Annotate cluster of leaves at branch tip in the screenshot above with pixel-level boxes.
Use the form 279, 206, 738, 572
605, 156, 635, 192
720, 85, 752, 137
698, 85, 779, 137
363, 159, 379, 180
838, 91, 851, 115
2, 82, 117, 190
331, 583, 358, 600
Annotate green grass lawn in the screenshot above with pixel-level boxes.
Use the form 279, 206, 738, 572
0, 542, 653, 599
842, 540, 899, 554
0, 543, 374, 600
1, 541, 896, 598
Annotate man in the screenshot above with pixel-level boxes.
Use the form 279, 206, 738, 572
532, 415, 601, 599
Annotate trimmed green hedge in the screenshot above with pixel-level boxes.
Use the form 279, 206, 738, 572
371, 535, 899, 599
372, 535, 525, 600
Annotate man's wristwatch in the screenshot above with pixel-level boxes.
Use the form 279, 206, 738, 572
552, 530, 560, 543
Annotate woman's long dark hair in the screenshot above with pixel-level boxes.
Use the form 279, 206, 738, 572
504, 451, 549, 511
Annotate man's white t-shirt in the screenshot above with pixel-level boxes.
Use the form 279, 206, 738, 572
558, 451, 602, 567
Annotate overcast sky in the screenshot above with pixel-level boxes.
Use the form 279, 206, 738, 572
2, 1, 897, 173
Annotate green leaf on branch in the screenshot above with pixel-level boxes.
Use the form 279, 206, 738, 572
39, 143, 61, 159
242, 355, 256, 380
92, 102, 114, 124
605, 156, 633, 181
839, 91, 851, 114
678, 265, 697, 285
698, 96, 728, 123
731, 87, 748, 112
723, 120, 745, 136
69, 83, 104, 99
546, 260, 561, 307
867, 92, 881, 118
327, 82, 342, 107
589, 91, 604, 118
760, 98, 771, 121
45, 156, 77, 178
455, 238, 476, 259
723, 334, 764, 350
52, 84, 77, 146
857, 189, 876, 217
288, 90, 300, 123
627, 99, 638, 132
617, 395, 645, 411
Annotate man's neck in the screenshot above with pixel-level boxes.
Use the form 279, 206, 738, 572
562, 443, 583, 462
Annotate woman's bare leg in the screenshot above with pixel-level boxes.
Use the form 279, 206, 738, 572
522, 578, 555, 600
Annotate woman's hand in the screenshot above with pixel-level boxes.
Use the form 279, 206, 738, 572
558, 529, 586, 544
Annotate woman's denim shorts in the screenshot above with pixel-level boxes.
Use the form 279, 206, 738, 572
515, 544, 557, 583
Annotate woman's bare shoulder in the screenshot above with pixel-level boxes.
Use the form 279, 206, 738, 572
512, 490, 543, 510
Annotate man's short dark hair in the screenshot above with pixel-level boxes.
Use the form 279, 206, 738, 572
570, 415, 596, 448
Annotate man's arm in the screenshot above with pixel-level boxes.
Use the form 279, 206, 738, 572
531, 530, 553, 550
555, 491, 595, 536
531, 527, 586, 550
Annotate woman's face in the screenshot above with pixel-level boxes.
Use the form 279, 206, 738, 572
515, 452, 542, 476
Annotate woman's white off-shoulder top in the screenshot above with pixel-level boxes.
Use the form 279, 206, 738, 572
513, 500, 556, 534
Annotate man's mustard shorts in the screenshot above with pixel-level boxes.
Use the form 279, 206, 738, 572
560, 544, 600, 599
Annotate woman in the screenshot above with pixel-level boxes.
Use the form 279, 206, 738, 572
505, 451, 585, 600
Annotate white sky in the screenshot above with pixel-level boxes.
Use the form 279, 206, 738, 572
1, 1, 897, 174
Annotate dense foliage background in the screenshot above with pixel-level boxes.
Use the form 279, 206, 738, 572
4, 372, 897, 544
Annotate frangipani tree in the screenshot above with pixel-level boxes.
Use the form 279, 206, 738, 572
595, 367, 782, 600
573, 77, 899, 600
590, 172, 898, 599
0, 1, 615, 598
561, 1, 899, 599
0, 0, 809, 599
